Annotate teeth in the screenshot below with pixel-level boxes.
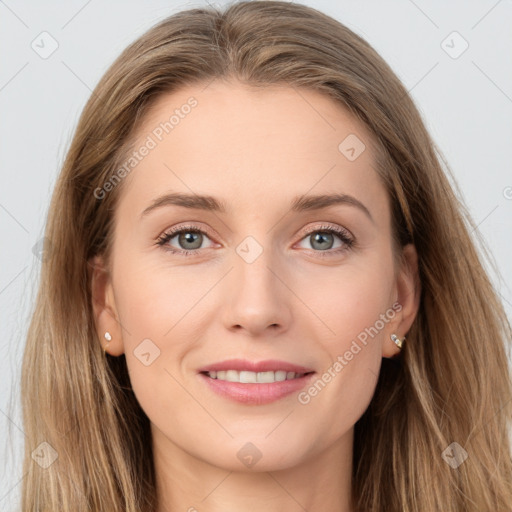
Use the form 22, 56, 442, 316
225, 370, 238, 382
206, 370, 306, 383
239, 371, 257, 383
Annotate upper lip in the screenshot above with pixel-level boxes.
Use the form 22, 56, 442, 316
198, 359, 315, 374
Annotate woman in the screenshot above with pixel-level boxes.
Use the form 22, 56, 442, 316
21, 1, 512, 510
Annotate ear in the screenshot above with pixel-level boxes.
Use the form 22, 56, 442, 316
382, 243, 421, 358
89, 255, 125, 356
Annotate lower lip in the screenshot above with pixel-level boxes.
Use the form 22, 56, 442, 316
198, 372, 316, 405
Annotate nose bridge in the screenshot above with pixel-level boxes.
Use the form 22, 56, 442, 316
222, 232, 291, 334
233, 233, 280, 301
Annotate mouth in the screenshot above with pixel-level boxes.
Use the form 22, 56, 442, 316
197, 359, 316, 405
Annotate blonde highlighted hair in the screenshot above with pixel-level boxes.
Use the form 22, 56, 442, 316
21, 1, 512, 510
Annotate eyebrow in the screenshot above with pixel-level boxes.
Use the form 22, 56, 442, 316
140, 192, 373, 222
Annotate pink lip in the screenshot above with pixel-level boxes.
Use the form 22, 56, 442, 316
197, 358, 315, 373
198, 373, 316, 405
197, 359, 316, 405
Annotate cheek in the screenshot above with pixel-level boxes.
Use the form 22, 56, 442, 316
109, 254, 185, 401
293, 254, 395, 429
303, 254, 395, 347
110, 252, 223, 417
112, 251, 207, 341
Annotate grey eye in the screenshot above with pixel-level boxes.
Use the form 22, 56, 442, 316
176, 231, 204, 250
309, 231, 336, 251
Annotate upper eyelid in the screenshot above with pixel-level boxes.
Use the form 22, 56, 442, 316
167, 223, 217, 242
298, 223, 352, 237
160, 222, 353, 245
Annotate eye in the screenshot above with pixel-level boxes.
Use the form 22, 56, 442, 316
156, 224, 216, 255
156, 223, 355, 257
296, 224, 354, 256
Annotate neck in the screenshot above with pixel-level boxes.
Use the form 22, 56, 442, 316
153, 426, 354, 512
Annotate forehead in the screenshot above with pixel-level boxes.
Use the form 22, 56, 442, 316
115, 79, 387, 221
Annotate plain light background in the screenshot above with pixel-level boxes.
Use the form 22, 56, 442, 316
1, 0, 511, 509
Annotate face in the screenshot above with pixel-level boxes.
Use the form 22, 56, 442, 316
92, 79, 418, 473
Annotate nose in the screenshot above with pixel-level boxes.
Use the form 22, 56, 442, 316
221, 246, 292, 337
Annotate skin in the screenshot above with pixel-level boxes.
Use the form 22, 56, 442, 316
91, 79, 420, 512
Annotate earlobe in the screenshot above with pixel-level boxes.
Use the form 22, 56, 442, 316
89, 255, 125, 356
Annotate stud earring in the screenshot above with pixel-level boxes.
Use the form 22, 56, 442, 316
390, 333, 405, 349
104, 332, 112, 353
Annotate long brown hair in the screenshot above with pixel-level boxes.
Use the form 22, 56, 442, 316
21, 1, 512, 510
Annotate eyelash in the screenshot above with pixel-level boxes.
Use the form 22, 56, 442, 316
155, 223, 355, 258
